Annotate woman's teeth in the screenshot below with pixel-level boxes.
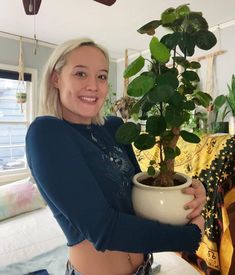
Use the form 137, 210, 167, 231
79, 96, 97, 102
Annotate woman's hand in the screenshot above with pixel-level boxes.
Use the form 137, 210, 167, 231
191, 215, 205, 236
183, 179, 206, 220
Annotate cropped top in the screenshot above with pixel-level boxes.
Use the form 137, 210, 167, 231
26, 115, 201, 254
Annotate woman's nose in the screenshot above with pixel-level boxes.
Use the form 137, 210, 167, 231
85, 76, 98, 91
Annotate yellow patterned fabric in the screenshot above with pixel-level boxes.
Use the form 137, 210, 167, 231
134, 134, 235, 275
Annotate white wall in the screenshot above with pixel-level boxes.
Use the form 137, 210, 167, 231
114, 23, 235, 101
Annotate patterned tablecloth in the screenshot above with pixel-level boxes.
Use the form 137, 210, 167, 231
134, 134, 235, 275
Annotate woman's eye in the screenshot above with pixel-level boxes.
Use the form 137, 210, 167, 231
75, 71, 86, 78
98, 74, 108, 81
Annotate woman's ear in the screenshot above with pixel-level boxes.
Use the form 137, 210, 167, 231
51, 71, 59, 88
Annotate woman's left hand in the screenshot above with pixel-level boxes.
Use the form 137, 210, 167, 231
182, 179, 206, 220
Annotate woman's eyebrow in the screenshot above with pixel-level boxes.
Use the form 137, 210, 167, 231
73, 65, 108, 73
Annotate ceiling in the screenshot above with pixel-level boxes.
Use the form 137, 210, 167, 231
0, 0, 235, 61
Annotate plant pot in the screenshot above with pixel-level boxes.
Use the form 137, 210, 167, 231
132, 172, 194, 225
16, 92, 27, 103
211, 122, 229, 133
229, 116, 235, 135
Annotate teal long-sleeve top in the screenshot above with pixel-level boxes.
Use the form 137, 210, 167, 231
26, 115, 201, 254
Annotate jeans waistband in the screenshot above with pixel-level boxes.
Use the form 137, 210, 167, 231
65, 253, 153, 275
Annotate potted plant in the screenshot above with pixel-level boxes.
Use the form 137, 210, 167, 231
226, 74, 235, 135
209, 94, 229, 133
115, 4, 216, 224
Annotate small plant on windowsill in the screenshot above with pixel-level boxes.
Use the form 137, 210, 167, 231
115, 4, 216, 224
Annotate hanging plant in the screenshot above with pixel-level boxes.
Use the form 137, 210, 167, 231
16, 90, 27, 104
16, 37, 27, 112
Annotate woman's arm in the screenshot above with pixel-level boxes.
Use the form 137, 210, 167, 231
26, 116, 202, 254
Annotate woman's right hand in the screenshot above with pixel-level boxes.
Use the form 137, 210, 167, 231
190, 215, 205, 237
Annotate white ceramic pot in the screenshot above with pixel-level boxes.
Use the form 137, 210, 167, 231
132, 172, 194, 225
229, 116, 235, 135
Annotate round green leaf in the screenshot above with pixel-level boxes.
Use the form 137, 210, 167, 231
190, 61, 201, 69
134, 134, 156, 150
165, 106, 185, 127
160, 32, 181, 49
147, 166, 156, 176
156, 73, 179, 89
175, 4, 190, 18
173, 57, 190, 68
195, 30, 217, 50
148, 84, 174, 103
123, 56, 145, 78
150, 37, 170, 63
180, 130, 200, 143
182, 71, 200, 82
115, 122, 140, 144
175, 146, 181, 157
127, 74, 155, 97
146, 116, 167, 136
161, 8, 176, 25
164, 147, 175, 160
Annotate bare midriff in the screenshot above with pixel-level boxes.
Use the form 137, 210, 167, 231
69, 240, 144, 275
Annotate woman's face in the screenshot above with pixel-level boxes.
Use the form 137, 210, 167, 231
52, 46, 109, 124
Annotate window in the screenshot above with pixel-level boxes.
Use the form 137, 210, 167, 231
0, 64, 37, 184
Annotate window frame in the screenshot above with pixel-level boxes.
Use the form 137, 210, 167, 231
0, 63, 37, 185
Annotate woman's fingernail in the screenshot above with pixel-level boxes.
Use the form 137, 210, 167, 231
184, 205, 189, 210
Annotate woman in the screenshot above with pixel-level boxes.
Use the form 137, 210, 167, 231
26, 38, 206, 275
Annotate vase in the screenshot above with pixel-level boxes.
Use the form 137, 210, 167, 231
132, 172, 194, 225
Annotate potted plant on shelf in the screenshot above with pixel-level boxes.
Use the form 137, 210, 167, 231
226, 74, 235, 135
115, 4, 216, 225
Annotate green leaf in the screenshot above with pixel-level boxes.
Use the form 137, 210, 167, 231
165, 106, 185, 127
149, 160, 156, 165
183, 100, 195, 110
161, 8, 176, 25
150, 36, 170, 63
189, 61, 201, 69
146, 116, 167, 136
193, 91, 212, 108
164, 147, 175, 160
147, 166, 156, 176
123, 56, 145, 78
175, 146, 181, 157
182, 70, 200, 82
156, 72, 179, 89
173, 56, 190, 68
160, 32, 181, 49
214, 95, 226, 109
147, 84, 174, 103
175, 4, 190, 18
134, 134, 156, 150
168, 93, 185, 108
179, 33, 196, 56
137, 20, 162, 35
127, 74, 155, 97
180, 130, 200, 143
115, 122, 140, 144
195, 30, 217, 50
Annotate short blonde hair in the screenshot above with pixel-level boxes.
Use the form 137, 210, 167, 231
38, 38, 109, 125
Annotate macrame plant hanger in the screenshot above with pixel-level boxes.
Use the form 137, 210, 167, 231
16, 37, 27, 112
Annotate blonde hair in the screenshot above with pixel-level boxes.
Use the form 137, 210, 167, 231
38, 38, 109, 125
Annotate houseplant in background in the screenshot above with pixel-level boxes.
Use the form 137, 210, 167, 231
209, 94, 229, 133
226, 74, 235, 135
115, 4, 216, 224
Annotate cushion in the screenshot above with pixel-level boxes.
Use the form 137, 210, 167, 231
0, 178, 46, 221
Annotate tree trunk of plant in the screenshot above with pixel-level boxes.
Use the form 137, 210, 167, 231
155, 127, 180, 187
